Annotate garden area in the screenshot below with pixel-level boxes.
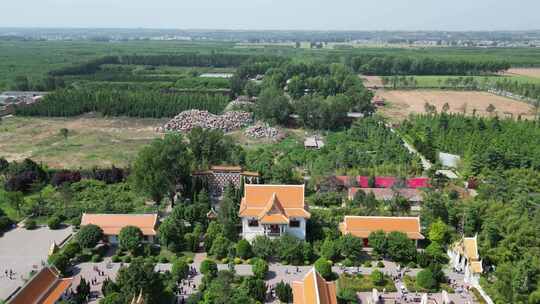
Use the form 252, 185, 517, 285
338, 271, 397, 292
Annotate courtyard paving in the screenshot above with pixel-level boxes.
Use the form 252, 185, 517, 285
69, 252, 477, 304
0, 226, 73, 300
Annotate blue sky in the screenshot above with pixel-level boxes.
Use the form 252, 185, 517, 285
2, 0, 539, 30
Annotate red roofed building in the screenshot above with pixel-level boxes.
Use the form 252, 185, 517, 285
374, 176, 397, 188
407, 177, 430, 189
7, 267, 72, 304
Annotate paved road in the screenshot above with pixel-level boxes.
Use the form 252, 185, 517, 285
0, 226, 73, 300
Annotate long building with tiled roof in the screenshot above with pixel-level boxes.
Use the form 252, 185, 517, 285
292, 268, 337, 304
448, 235, 483, 285
6, 267, 72, 304
239, 184, 310, 241
339, 216, 424, 247
80, 213, 158, 244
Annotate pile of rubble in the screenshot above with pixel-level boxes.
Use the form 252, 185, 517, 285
245, 122, 282, 139
161, 110, 253, 133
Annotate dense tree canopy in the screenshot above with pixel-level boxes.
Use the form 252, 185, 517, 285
349, 54, 510, 75
400, 114, 540, 175
132, 133, 193, 204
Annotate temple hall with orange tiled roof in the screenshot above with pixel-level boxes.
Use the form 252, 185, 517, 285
339, 216, 424, 247
448, 235, 483, 285
292, 268, 337, 304
80, 213, 158, 244
6, 267, 72, 304
239, 184, 310, 241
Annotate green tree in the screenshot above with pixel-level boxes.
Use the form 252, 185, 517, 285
204, 221, 224, 252
416, 269, 437, 291
118, 226, 143, 253
339, 234, 363, 261
171, 259, 189, 283
529, 289, 540, 304
218, 193, 240, 241
47, 215, 62, 230
368, 230, 387, 256
6, 191, 24, 217
314, 257, 333, 280
187, 127, 236, 168
425, 242, 449, 266
241, 277, 267, 302
48, 252, 70, 275
236, 239, 253, 259
114, 257, 170, 304
275, 281, 293, 303
210, 234, 232, 259
200, 259, 218, 278
370, 269, 385, 286
428, 219, 451, 245
277, 235, 305, 265
255, 88, 292, 125
320, 238, 339, 261
386, 231, 417, 264
99, 292, 124, 304
158, 205, 186, 252
251, 235, 275, 260
337, 287, 357, 304
74, 278, 91, 304
252, 258, 269, 279
76, 224, 103, 249
132, 134, 193, 204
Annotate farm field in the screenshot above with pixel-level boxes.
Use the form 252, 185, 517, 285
376, 75, 540, 89
416, 75, 540, 86
377, 89, 534, 121
506, 68, 540, 79
0, 114, 166, 168
360, 75, 384, 88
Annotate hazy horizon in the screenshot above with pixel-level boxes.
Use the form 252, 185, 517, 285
2, 0, 540, 31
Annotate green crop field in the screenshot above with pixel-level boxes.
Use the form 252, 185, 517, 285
2, 40, 540, 90
410, 75, 540, 87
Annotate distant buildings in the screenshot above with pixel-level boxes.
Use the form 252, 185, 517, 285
239, 184, 310, 241
339, 216, 424, 247
6, 267, 72, 304
80, 213, 158, 244
0, 91, 47, 116
292, 268, 337, 304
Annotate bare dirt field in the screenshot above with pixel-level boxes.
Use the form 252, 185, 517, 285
506, 68, 540, 78
360, 75, 383, 88
377, 90, 535, 121
0, 114, 166, 168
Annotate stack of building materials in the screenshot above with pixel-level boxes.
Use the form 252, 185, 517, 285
161, 110, 253, 133
245, 122, 281, 139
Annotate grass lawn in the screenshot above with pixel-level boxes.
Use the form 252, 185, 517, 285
337, 273, 397, 292
0, 114, 166, 169
403, 275, 454, 293
157, 248, 195, 262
